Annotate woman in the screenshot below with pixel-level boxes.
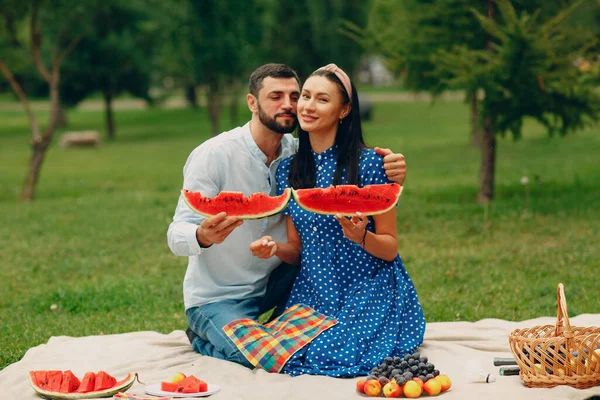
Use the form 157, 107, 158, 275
250, 64, 425, 377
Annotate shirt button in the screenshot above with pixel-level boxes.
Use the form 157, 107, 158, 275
317, 155, 322, 160
313, 226, 318, 232
318, 166, 322, 171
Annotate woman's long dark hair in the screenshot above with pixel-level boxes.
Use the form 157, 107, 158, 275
288, 69, 366, 189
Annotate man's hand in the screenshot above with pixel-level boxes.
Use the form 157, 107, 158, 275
375, 147, 407, 186
196, 212, 243, 247
249, 236, 277, 259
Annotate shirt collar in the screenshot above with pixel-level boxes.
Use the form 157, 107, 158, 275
312, 144, 337, 163
243, 122, 283, 165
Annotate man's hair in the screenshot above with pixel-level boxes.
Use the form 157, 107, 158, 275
248, 63, 300, 97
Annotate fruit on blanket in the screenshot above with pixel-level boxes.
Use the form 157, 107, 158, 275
423, 377, 442, 396
292, 184, 402, 216
94, 371, 116, 391
363, 379, 382, 397
434, 374, 452, 392
29, 370, 137, 399
171, 372, 186, 384
412, 377, 424, 389
182, 188, 291, 219
356, 378, 367, 394
161, 381, 179, 392
382, 380, 402, 398
160, 374, 208, 393
179, 375, 207, 393
369, 352, 440, 383
59, 371, 81, 393
403, 380, 423, 398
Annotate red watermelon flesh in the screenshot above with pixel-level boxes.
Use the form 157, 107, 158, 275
33, 371, 48, 389
182, 188, 291, 219
161, 381, 179, 392
292, 184, 402, 216
94, 370, 117, 391
178, 375, 204, 393
59, 370, 80, 393
45, 370, 63, 392
76, 372, 96, 393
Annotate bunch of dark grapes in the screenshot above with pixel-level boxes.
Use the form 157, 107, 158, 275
365, 353, 440, 387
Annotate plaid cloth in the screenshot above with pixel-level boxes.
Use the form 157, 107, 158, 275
223, 304, 338, 373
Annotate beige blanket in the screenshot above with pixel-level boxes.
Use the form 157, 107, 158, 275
2, 314, 599, 400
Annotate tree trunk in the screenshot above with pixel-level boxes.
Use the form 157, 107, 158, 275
103, 88, 116, 140
207, 82, 221, 136
185, 83, 198, 109
470, 92, 482, 147
21, 75, 60, 201
21, 138, 51, 201
478, 115, 495, 203
476, 0, 496, 203
55, 103, 68, 127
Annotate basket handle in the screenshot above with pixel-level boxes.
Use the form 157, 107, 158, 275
554, 283, 573, 339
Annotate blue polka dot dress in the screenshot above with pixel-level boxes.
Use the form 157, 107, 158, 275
275, 146, 426, 378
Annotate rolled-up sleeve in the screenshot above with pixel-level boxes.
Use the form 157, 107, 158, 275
167, 144, 221, 256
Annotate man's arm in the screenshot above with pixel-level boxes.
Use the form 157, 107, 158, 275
167, 145, 222, 256
375, 147, 407, 186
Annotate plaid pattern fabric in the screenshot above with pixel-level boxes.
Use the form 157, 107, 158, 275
223, 304, 338, 372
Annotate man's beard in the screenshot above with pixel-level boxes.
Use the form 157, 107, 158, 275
258, 104, 298, 134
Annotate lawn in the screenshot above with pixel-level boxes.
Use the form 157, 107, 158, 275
1, 99, 599, 370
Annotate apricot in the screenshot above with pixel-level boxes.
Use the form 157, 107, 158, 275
171, 372, 186, 384
382, 380, 402, 398
434, 374, 452, 392
363, 379, 382, 397
412, 377, 424, 389
403, 380, 422, 398
423, 377, 442, 396
356, 379, 367, 394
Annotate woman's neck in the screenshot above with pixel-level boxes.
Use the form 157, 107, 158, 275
308, 128, 336, 154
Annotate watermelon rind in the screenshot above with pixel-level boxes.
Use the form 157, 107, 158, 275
292, 184, 403, 216
182, 188, 291, 220
29, 372, 137, 400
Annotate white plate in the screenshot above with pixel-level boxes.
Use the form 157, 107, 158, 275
144, 383, 221, 397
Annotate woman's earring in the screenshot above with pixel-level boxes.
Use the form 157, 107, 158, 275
339, 118, 343, 125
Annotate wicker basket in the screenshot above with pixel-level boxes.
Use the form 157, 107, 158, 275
508, 283, 600, 389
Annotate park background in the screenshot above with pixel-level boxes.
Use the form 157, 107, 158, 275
1, 0, 599, 370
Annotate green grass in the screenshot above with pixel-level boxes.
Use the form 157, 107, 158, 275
1, 99, 599, 370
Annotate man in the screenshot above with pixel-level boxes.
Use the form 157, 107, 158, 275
167, 63, 407, 368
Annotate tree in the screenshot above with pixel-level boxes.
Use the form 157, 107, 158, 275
186, 0, 263, 135
59, 2, 155, 140
432, 0, 599, 201
262, 0, 370, 81
0, 0, 101, 201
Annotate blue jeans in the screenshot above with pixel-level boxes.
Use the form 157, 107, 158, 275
186, 262, 298, 369
187, 297, 260, 369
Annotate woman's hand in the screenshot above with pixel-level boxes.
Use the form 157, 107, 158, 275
335, 212, 368, 244
249, 235, 278, 259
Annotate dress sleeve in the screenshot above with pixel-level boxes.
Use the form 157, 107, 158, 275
360, 148, 393, 187
276, 157, 293, 216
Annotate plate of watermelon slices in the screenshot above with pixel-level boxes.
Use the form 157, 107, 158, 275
144, 383, 221, 398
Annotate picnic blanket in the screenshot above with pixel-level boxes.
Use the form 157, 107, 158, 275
1, 314, 599, 400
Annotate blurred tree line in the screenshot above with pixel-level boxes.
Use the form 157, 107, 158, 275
1, 0, 599, 201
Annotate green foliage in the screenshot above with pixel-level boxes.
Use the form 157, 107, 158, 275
433, 0, 599, 138
186, 0, 263, 87
1, 100, 599, 369
262, 0, 370, 80
59, 2, 155, 107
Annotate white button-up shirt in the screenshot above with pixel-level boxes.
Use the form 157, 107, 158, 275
167, 122, 297, 310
